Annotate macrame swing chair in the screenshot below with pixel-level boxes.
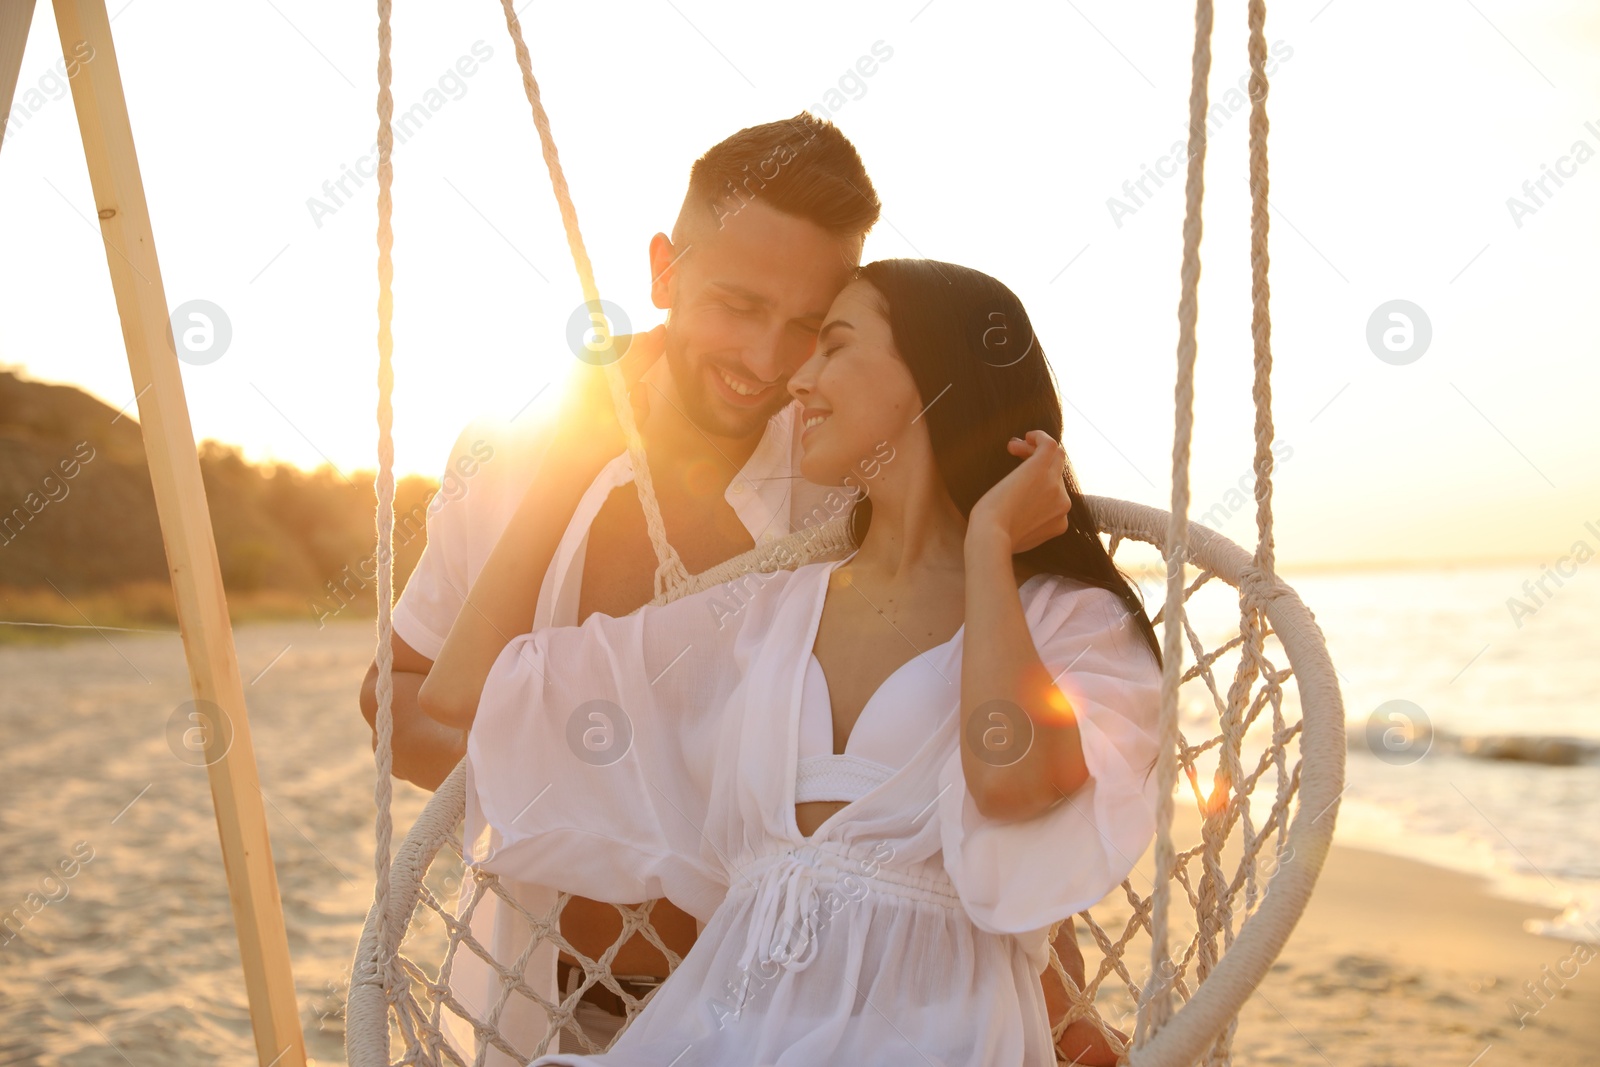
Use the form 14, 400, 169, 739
347, 0, 1346, 1063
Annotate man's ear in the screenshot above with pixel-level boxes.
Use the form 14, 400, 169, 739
648, 232, 681, 311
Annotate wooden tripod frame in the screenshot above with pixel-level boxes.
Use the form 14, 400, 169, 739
0, 2, 308, 1063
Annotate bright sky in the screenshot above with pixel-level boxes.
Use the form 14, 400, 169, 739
1, 1, 1596, 570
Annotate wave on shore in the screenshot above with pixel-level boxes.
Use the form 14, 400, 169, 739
1346, 727, 1600, 767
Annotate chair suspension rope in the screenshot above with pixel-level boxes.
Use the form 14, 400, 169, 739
1245, 0, 1278, 581
1142, 0, 1216, 1044
354, 3, 1319, 1062
495, 0, 689, 598
367, 0, 399, 1011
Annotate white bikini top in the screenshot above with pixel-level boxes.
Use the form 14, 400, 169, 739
795, 650, 955, 804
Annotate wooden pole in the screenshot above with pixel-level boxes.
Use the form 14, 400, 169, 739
48, 2, 308, 1063
0, 1, 37, 150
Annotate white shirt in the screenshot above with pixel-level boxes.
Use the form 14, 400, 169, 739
467, 559, 1164, 1066
394, 395, 835, 1066
393, 396, 827, 658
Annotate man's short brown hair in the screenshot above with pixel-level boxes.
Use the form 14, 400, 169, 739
672, 112, 880, 243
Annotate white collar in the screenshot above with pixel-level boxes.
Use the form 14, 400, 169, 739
596, 400, 803, 545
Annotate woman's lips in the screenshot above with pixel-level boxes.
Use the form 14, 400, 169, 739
800, 409, 830, 446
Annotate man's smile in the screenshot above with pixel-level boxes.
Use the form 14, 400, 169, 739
709, 364, 780, 407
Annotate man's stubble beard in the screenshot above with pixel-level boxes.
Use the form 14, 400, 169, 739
663, 335, 791, 442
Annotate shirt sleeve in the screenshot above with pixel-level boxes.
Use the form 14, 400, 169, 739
939, 580, 1163, 937
464, 569, 798, 924
391, 415, 551, 661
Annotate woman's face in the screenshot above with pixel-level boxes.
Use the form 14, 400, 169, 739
786, 279, 925, 487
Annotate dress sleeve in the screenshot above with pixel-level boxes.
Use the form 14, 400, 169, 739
939, 579, 1163, 937
464, 569, 791, 924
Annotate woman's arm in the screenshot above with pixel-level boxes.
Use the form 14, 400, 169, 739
419, 328, 661, 729
418, 445, 608, 728
959, 430, 1089, 821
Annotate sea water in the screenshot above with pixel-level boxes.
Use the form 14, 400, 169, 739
1168, 562, 1600, 938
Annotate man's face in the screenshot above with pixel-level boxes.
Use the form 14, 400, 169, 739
652, 201, 859, 440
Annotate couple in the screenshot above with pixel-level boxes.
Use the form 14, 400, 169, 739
360, 113, 1161, 1065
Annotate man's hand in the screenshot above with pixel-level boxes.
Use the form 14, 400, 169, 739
359, 631, 466, 792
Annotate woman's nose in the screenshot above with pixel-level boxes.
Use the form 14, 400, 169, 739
787, 353, 822, 400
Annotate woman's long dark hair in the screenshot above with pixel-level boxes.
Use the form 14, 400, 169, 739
851, 258, 1162, 667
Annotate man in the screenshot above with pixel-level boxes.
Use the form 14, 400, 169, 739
359, 112, 1113, 1063
362, 112, 873, 1059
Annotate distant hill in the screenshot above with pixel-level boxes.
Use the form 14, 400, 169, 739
0, 370, 437, 630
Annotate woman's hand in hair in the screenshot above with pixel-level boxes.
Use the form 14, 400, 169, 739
967, 429, 1072, 555
960, 429, 1090, 821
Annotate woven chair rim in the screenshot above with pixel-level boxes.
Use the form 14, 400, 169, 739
345, 494, 1346, 1067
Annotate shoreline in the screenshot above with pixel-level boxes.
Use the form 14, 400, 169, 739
2, 617, 1596, 1065
1233, 837, 1600, 1065
1331, 795, 1600, 924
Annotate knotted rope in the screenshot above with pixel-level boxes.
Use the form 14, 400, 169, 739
363, 0, 854, 1027
1142, 0, 1216, 1043
358, 2, 1313, 1062
495, 0, 690, 599
1143, 0, 1280, 1054
365, 0, 399, 1009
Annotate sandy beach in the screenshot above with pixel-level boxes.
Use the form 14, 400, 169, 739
1, 617, 1596, 1065
1069, 797, 1600, 1067
1235, 843, 1600, 1066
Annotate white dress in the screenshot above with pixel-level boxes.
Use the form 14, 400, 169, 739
465, 557, 1163, 1066
395, 403, 829, 1063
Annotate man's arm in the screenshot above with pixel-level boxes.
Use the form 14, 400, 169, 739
359, 631, 465, 792
352, 410, 500, 793
421, 327, 664, 729
418, 435, 615, 728
359, 328, 662, 779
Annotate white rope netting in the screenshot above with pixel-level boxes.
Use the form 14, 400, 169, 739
349, 0, 1346, 1063
348, 501, 1344, 1066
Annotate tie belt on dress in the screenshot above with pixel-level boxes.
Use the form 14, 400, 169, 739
733, 844, 961, 974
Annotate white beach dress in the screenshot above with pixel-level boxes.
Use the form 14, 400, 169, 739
465, 558, 1162, 1066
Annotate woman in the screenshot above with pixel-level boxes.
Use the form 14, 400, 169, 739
425, 259, 1163, 1065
